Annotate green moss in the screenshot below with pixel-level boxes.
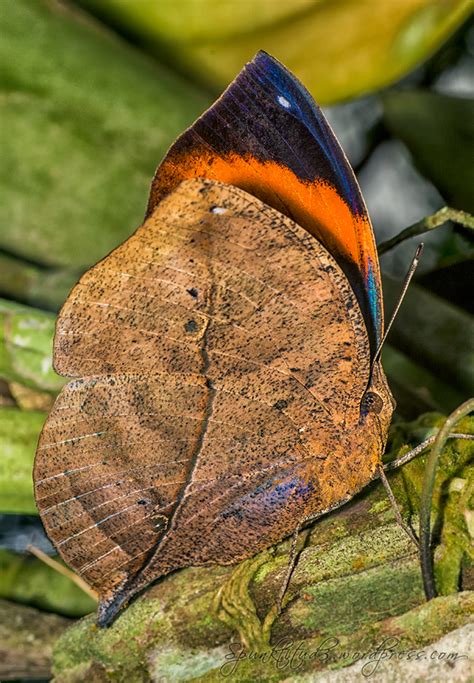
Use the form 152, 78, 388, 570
293, 522, 414, 589
435, 470, 473, 594
382, 591, 474, 646
369, 499, 390, 515
384, 414, 474, 589
167, 593, 474, 681
212, 553, 278, 652
151, 645, 230, 683
289, 560, 423, 637
53, 597, 169, 680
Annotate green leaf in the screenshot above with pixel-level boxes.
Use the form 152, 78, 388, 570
0, 299, 63, 393
0, 0, 211, 269
0, 408, 45, 514
77, 0, 472, 103
383, 91, 474, 212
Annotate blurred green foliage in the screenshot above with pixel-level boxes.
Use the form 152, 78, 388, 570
0, 299, 62, 392
383, 91, 474, 212
0, 549, 96, 617
0, 254, 78, 312
76, 0, 472, 103
382, 278, 474, 396
0, 0, 210, 268
0, 408, 46, 514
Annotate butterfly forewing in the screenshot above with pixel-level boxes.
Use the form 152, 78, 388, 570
148, 51, 383, 352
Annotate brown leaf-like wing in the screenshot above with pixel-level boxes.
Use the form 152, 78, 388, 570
34, 179, 392, 625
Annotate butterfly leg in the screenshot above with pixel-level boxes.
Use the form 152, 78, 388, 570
276, 516, 312, 615
376, 465, 419, 548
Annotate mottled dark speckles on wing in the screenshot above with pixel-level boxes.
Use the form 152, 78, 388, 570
34, 179, 393, 625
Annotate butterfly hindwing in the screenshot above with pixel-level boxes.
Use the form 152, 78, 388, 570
34, 180, 389, 625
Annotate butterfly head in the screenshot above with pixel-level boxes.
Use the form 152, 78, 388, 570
359, 362, 395, 448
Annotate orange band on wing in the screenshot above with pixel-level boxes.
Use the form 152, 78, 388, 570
151, 149, 376, 303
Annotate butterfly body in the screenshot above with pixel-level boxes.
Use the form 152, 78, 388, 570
34, 53, 394, 626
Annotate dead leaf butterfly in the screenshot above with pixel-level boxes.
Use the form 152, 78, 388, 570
34, 51, 395, 626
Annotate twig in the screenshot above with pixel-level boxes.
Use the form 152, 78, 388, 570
276, 520, 311, 616
383, 433, 474, 471
377, 464, 419, 547
418, 399, 474, 600
377, 207, 474, 255
27, 544, 98, 602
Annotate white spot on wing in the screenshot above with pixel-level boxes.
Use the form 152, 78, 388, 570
210, 206, 227, 214
277, 95, 291, 109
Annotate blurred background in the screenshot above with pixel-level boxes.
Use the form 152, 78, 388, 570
0, 0, 473, 673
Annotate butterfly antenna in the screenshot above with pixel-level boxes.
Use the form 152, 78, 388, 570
373, 243, 424, 364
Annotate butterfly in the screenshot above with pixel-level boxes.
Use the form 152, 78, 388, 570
34, 51, 395, 627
